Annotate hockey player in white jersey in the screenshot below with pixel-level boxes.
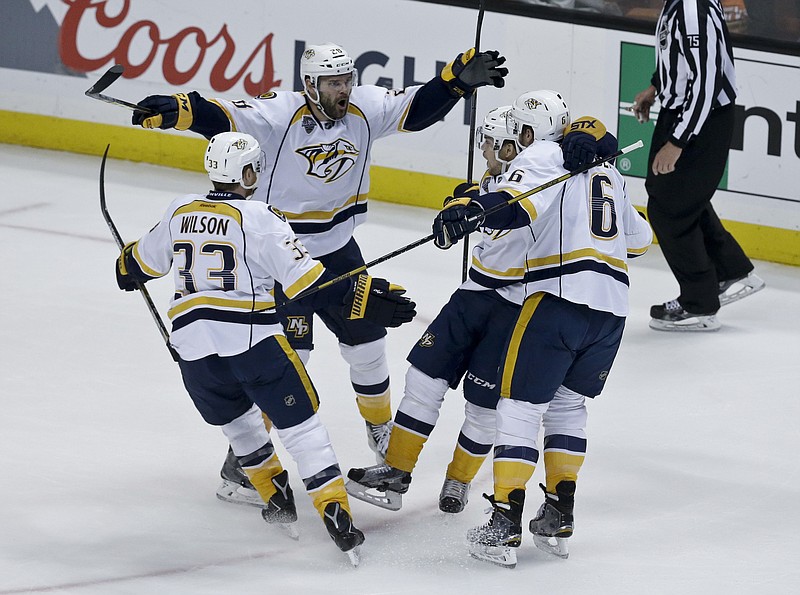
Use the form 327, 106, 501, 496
131, 43, 508, 503
115, 132, 416, 564
433, 90, 653, 568
346, 106, 620, 514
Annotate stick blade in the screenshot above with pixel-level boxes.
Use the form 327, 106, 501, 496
86, 64, 124, 96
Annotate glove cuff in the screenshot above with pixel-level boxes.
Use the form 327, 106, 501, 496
173, 93, 194, 131
349, 274, 371, 320
567, 116, 607, 141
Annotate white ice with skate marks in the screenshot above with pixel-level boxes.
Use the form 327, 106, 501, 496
1, 144, 800, 593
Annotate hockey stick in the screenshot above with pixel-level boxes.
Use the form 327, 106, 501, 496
85, 64, 156, 115
280, 140, 644, 306
99, 145, 178, 361
461, 0, 486, 283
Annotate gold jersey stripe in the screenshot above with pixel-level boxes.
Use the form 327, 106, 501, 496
525, 247, 628, 272
282, 262, 325, 299
278, 193, 368, 221
168, 296, 274, 319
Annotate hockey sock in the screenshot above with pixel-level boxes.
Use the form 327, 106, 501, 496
445, 435, 490, 484
445, 402, 495, 483
304, 472, 351, 518
340, 339, 392, 424
543, 435, 585, 493
240, 444, 285, 503
384, 424, 427, 473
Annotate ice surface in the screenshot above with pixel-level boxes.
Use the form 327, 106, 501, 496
1, 145, 799, 594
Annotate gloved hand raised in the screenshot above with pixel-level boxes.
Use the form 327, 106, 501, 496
132, 92, 198, 130
440, 49, 508, 97
561, 116, 608, 172
345, 274, 416, 328
432, 198, 485, 249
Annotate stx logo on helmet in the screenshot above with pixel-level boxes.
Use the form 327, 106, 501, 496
296, 139, 359, 182
286, 316, 310, 338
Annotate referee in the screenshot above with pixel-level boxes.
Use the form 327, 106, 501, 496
632, 0, 764, 332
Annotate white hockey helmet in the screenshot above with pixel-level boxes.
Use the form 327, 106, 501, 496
205, 132, 265, 191
506, 90, 570, 146
300, 42, 358, 95
476, 105, 516, 170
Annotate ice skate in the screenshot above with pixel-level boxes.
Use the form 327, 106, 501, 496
649, 300, 720, 332
718, 272, 765, 307
322, 501, 365, 567
216, 446, 267, 508
529, 481, 574, 559
365, 420, 392, 463
466, 489, 524, 569
260, 469, 299, 540
439, 478, 470, 514
345, 464, 410, 511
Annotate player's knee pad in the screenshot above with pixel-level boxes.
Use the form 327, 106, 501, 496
294, 348, 311, 366
543, 385, 587, 438
460, 401, 496, 446
221, 404, 272, 456
495, 398, 548, 450
275, 414, 338, 480
397, 365, 449, 426
339, 338, 388, 386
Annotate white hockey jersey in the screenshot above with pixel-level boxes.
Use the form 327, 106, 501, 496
129, 193, 326, 361
459, 170, 532, 305
495, 141, 653, 317
211, 85, 421, 257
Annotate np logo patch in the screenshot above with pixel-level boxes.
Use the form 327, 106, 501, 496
418, 331, 435, 347
302, 115, 316, 134
284, 394, 296, 406
599, 370, 609, 381
296, 138, 359, 183
525, 98, 543, 110
286, 316, 310, 338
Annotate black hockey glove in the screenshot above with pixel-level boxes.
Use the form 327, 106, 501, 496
561, 116, 608, 171
440, 49, 507, 97
450, 182, 480, 203
132, 92, 199, 130
346, 274, 417, 328
116, 242, 139, 291
433, 198, 485, 249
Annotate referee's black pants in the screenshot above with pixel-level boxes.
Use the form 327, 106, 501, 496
645, 105, 753, 314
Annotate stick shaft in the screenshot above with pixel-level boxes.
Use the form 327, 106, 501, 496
99, 145, 176, 360
461, 0, 486, 283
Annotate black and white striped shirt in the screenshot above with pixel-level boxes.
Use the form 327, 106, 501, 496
652, 0, 737, 146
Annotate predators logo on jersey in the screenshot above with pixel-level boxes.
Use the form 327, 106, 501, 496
296, 139, 359, 183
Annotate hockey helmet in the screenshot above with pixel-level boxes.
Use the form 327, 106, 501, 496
476, 105, 516, 171
506, 90, 570, 146
300, 43, 358, 112
205, 132, 265, 191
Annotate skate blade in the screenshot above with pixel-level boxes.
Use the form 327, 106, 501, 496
719, 276, 765, 307
216, 480, 267, 509
275, 521, 300, 541
345, 545, 362, 567
532, 534, 569, 559
468, 542, 517, 568
649, 315, 721, 332
345, 479, 402, 511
